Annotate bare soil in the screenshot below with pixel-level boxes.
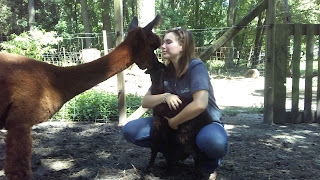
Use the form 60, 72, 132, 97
1, 115, 319, 180
1, 68, 320, 179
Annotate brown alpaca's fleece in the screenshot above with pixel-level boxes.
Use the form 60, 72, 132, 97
0, 15, 161, 180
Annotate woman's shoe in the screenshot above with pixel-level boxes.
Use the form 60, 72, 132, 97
201, 171, 217, 180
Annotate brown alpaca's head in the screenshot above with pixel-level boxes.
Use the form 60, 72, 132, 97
127, 15, 161, 70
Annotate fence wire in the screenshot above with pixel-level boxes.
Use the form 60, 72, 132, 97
1, 28, 269, 122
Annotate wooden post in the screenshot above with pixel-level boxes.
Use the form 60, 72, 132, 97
273, 24, 289, 124
291, 24, 302, 123
102, 30, 108, 55
317, 29, 320, 123
63, 47, 66, 64
304, 24, 315, 123
114, 0, 126, 126
263, 0, 276, 124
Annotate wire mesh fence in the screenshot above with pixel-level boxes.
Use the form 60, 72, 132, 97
1, 29, 268, 122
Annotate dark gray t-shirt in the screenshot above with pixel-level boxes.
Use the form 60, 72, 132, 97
163, 59, 222, 123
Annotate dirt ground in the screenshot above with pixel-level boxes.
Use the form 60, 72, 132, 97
1, 68, 320, 179
1, 115, 319, 180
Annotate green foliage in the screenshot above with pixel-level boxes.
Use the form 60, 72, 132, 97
0, 0, 28, 35
0, 29, 62, 60
1, 0, 319, 55
51, 90, 151, 122
156, 0, 228, 47
205, 59, 225, 74
0, 1, 13, 35
69, 90, 118, 121
278, 0, 320, 24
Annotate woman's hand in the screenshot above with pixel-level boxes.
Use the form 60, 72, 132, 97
164, 116, 178, 130
164, 93, 182, 110
163, 90, 209, 130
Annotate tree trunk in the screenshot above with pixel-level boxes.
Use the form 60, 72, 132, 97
252, 14, 263, 68
28, 0, 35, 32
195, 0, 200, 25
102, 0, 113, 49
123, 1, 130, 26
282, 0, 291, 23
74, 1, 79, 33
80, 0, 92, 48
131, 0, 136, 17
225, 0, 237, 69
170, 0, 175, 9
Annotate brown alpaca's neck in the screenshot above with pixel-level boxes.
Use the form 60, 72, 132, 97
56, 44, 133, 101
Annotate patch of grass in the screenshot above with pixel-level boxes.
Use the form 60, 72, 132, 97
222, 105, 264, 116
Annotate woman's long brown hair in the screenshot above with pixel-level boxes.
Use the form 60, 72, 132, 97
165, 27, 196, 78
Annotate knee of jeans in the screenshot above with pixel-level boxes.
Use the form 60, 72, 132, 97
122, 122, 134, 142
196, 125, 229, 159
200, 138, 228, 159
212, 138, 229, 158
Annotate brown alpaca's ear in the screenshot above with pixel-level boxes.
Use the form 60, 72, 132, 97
143, 15, 160, 32
129, 16, 138, 30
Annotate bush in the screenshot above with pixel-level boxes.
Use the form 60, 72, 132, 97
0, 29, 62, 60
205, 59, 225, 74
51, 90, 151, 122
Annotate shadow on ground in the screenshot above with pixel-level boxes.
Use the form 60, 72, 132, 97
0, 114, 319, 180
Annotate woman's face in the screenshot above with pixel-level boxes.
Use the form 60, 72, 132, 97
162, 32, 182, 62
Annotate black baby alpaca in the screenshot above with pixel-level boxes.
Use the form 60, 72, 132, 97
145, 57, 213, 172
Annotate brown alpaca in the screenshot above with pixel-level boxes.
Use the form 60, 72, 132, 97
0, 15, 161, 180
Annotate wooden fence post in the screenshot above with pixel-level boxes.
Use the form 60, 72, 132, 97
114, 0, 127, 126
291, 24, 302, 123
263, 0, 276, 124
304, 24, 315, 123
317, 28, 320, 123
273, 24, 289, 124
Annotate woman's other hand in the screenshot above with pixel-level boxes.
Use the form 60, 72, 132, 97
164, 116, 178, 130
164, 93, 182, 110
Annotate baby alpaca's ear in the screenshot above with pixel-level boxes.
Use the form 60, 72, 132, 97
143, 15, 161, 32
129, 16, 138, 30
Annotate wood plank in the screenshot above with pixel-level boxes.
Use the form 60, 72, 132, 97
199, 0, 268, 60
127, 106, 149, 122
291, 24, 302, 123
301, 24, 319, 35
264, 0, 276, 124
304, 24, 315, 123
281, 24, 320, 35
273, 24, 289, 124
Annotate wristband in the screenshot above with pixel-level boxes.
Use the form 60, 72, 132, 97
163, 93, 168, 103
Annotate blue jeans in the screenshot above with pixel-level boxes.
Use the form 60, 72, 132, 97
122, 117, 229, 173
